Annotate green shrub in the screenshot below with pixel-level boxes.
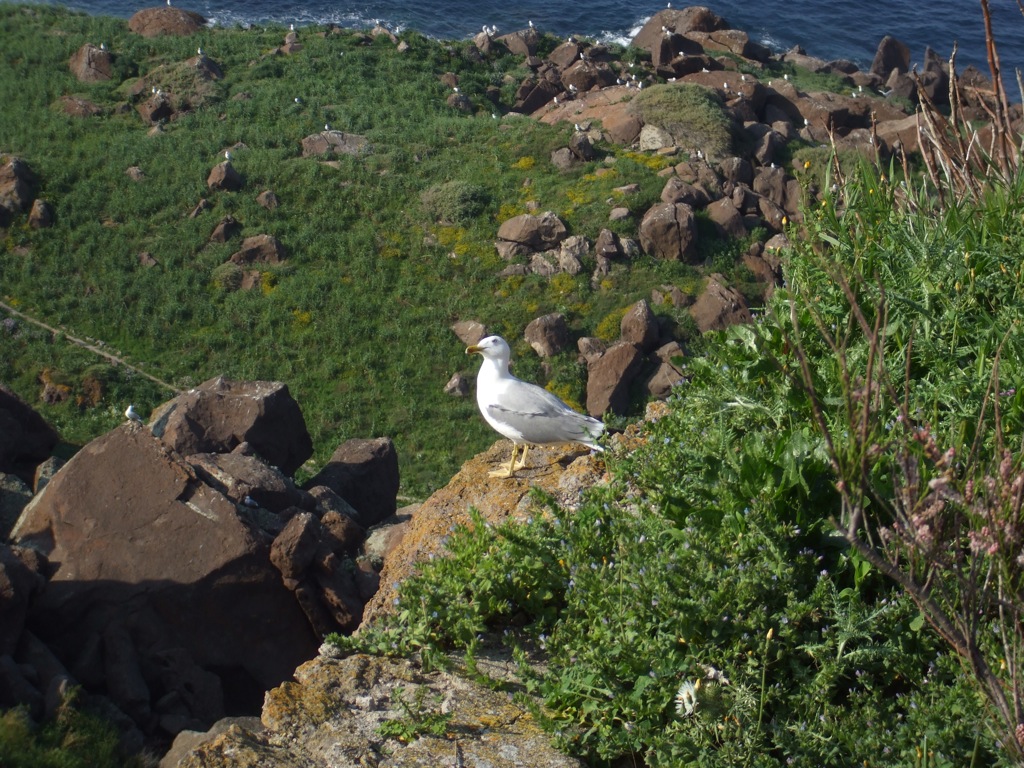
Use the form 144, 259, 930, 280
627, 84, 732, 160
419, 180, 491, 224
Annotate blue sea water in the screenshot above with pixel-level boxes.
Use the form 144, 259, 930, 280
24, 0, 1024, 78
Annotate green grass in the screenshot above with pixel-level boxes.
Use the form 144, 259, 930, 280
0, 5, 763, 496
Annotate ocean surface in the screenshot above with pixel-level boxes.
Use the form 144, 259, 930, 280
22, 0, 1024, 79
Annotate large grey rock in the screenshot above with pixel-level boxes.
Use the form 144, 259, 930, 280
586, 342, 645, 416
524, 313, 571, 358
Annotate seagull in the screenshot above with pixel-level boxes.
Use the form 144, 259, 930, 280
243, 495, 259, 508
324, 122, 331, 130
467, 336, 604, 478
294, 96, 301, 104
224, 150, 232, 160
125, 404, 144, 424
166, 0, 171, 5
528, 20, 534, 28
99, 43, 106, 50
197, 47, 203, 56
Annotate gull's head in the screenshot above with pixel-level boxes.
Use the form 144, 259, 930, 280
466, 335, 510, 362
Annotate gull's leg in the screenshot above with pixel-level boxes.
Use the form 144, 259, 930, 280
513, 444, 529, 470
489, 442, 519, 478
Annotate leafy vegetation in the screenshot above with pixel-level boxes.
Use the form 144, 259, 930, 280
628, 83, 733, 160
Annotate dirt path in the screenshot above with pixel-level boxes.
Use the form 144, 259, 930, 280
0, 299, 181, 394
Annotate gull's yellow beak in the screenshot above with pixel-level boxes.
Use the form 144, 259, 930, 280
466, 344, 482, 355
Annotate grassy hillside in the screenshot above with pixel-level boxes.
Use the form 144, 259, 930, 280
0, 5, 754, 495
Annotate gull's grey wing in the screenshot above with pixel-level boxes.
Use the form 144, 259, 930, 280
485, 379, 604, 446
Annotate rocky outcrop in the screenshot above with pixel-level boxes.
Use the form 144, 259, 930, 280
525, 312, 572, 357
300, 130, 370, 158
303, 438, 399, 528
227, 234, 286, 265
128, 7, 207, 38
167, 652, 584, 768
361, 439, 606, 625
151, 377, 311, 475
207, 161, 244, 191
10, 425, 320, 727
69, 43, 114, 82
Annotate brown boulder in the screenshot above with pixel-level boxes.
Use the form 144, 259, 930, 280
150, 376, 312, 476
69, 43, 114, 82
619, 300, 659, 352
497, 211, 568, 251
11, 426, 319, 718
228, 234, 286, 265
207, 161, 244, 191
646, 341, 687, 398
187, 452, 308, 513
451, 320, 487, 345
0, 385, 59, 486
256, 189, 279, 210
59, 95, 103, 117
638, 202, 698, 262
586, 342, 645, 416
362, 440, 606, 625
870, 35, 911, 78
128, 7, 207, 38
525, 313, 571, 358
631, 7, 729, 55
705, 197, 747, 239
303, 438, 399, 528
690, 275, 753, 332
28, 199, 53, 229
136, 93, 174, 125
209, 215, 241, 242
300, 130, 370, 158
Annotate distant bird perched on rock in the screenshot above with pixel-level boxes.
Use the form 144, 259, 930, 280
467, 335, 604, 478
125, 404, 144, 424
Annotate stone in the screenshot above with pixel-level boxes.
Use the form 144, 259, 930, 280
619, 300, 659, 352
69, 43, 113, 82
443, 372, 469, 396
209, 215, 241, 243
28, 199, 53, 229
207, 162, 244, 192
256, 190, 279, 210
136, 93, 174, 125
172, 654, 585, 768
270, 513, 321, 581
0, 384, 59, 486
705, 197, 747, 239
690, 275, 754, 333
646, 341, 687, 398
718, 156, 753, 185
303, 438, 399, 528
128, 7, 207, 37
451, 320, 487, 345
149, 376, 312, 476
228, 234, 286, 265
187, 452, 308, 513
11, 426, 319, 718
524, 313, 571, 358
586, 342, 645, 416
60, 95, 103, 118
638, 202, 698, 262
594, 228, 622, 259
870, 35, 911, 78
300, 131, 370, 158
496, 211, 568, 251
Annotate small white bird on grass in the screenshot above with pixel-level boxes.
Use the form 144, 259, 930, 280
125, 404, 144, 425
467, 335, 604, 478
